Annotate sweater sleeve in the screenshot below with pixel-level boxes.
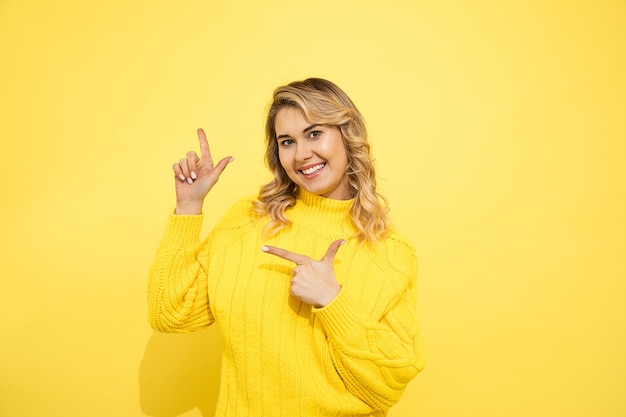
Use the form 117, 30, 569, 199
147, 212, 214, 333
313, 236, 425, 411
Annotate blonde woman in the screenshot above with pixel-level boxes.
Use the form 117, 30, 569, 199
148, 78, 425, 416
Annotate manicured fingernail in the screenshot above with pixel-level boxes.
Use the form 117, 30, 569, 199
190, 171, 197, 180
187, 178, 193, 184
229, 157, 235, 162
178, 174, 185, 181
261, 246, 269, 252
340, 240, 346, 245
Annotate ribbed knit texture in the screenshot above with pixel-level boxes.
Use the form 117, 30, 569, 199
147, 190, 425, 417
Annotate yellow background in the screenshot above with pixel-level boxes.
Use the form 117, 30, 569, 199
1, 0, 625, 416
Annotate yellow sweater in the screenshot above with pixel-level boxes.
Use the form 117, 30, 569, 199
148, 190, 424, 416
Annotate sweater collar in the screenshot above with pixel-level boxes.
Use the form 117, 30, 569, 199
287, 189, 356, 236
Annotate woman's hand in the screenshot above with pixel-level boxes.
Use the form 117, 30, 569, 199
262, 240, 346, 308
173, 128, 234, 214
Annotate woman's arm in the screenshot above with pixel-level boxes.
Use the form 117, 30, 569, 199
147, 128, 233, 332
147, 214, 213, 332
314, 239, 424, 411
315, 281, 424, 410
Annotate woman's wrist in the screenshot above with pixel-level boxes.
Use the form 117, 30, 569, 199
175, 200, 203, 215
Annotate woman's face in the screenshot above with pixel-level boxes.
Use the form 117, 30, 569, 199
274, 107, 351, 200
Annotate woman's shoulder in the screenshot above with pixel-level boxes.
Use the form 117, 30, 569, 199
205, 196, 262, 249
385, 229, 416, 254
369, 229, 418, 280
214, 195, 259, 230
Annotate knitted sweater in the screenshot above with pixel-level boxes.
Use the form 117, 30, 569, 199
148, 190, 424, 417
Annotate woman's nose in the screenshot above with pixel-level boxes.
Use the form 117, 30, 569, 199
295, 142, 313, 162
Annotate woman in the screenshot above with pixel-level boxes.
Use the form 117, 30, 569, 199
148, 78, 424, 416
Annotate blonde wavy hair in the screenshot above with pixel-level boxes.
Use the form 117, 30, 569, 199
253, 78, 390, 244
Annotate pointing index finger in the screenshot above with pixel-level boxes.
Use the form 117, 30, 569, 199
197, 128, 212, 161
262, 245, 308, 265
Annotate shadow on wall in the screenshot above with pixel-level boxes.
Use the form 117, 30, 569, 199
139, 326, 223, 417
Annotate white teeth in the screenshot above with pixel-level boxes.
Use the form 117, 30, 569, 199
301, 163, 325, 175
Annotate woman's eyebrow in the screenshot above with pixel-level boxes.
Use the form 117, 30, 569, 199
302, 123, 323, 134
276, 124, 323, 140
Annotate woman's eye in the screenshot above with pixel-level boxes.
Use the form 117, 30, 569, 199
280, 139, 294, 146
308, 130, 321, 139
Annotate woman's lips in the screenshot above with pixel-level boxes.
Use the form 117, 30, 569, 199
299, 162, 326, 178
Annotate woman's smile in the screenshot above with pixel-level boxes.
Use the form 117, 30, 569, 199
300, 162, 326, 177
